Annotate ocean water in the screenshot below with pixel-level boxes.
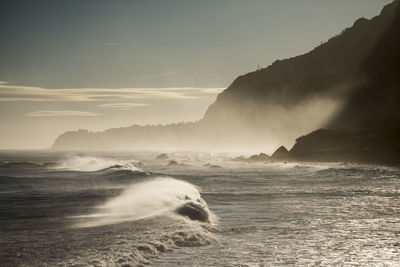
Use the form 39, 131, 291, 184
1, 151, 400, 266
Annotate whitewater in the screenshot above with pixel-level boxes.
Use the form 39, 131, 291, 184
1, 151, 400, 266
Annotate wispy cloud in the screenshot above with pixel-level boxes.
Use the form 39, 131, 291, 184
197, 87, 225, 94
99, 103, 148, 110
132, 70, 184, 79
0, 82, 224, 102
25, 110, 102, 117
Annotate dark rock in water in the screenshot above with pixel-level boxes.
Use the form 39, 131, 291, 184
167, 160, 178, 166
209, 165, 222, 169
289, 129, 363, 162
271, 146, 291, 160
248, 153, 270, 162
289, 128, 400, 163
175, 202, 209, 223
156, 153, 169, 160
231, 156, 247, 162
231, 153, 270, 163
203, 163, 222, 169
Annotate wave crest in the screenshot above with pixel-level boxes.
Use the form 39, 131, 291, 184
53, 155, 143, 172
75, 177, 214, 228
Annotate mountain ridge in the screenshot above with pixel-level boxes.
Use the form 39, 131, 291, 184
53, 0, 400, 153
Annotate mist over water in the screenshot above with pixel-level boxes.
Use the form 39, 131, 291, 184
1, 150, 400, 266
0, 151, 219, 266
52, 95, 344, 153
1, 1, 399, 266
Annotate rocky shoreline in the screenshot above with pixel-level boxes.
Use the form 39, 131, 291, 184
237, 129, 400, 164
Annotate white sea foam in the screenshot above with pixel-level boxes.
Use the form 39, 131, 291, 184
53, 155, 142, 172
74, 177, 213, 227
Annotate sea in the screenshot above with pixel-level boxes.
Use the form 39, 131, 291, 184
1, 150, 400, 266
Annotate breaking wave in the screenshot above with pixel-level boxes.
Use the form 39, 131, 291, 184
53, 155, 143, 172
66, 177, 217, 265
75, 177, 214, 228
0, 155, 217, 266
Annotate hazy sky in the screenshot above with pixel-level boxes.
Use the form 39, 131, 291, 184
0, 0, 392, 149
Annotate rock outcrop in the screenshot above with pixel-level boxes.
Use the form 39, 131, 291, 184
156, 153, 169, 160
232, 153, 270, 163
167, 160, 178, 166
271, 129, 400, 164
271, 146, 290, 160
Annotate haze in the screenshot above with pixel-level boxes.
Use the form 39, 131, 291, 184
0, 0, 391, 149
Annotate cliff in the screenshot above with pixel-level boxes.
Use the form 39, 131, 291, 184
53, 1, 400, 152
271, 0, 400, 164
270, 129, 400, 164
329, 0, 400, 131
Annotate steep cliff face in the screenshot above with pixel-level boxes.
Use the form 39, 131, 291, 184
329, 0, 400, 131
194, 0, 399, 149
53, 1, 400, 151
278, 2, 400, 163
203, 0, 399, 128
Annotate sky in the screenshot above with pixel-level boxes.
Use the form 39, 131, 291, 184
0, 0, 392, 149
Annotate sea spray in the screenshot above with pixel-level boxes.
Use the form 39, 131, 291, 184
74, 177, 213, 227
53, 155, 142, 172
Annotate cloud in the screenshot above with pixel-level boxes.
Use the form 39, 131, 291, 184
132, 70, 184, 79
0, 81, 224, 102
99, 103, 149, 110
25, 110, 102, 117
197, 88, 225, 94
